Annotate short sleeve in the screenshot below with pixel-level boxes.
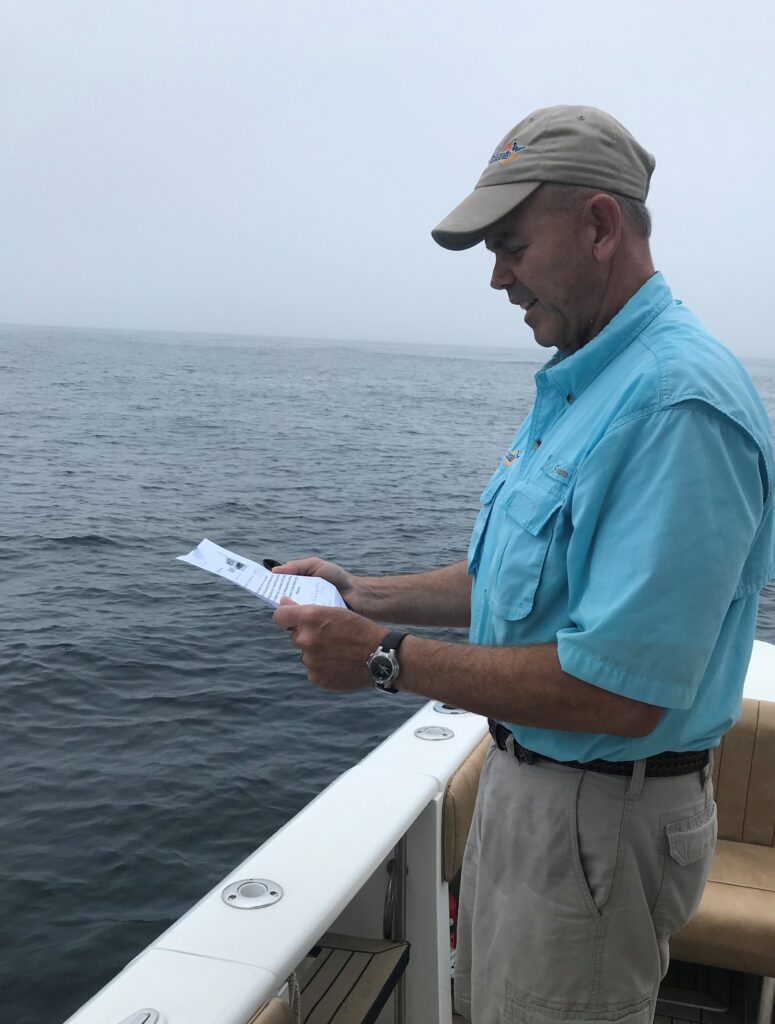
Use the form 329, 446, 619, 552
557, 403, 767, 709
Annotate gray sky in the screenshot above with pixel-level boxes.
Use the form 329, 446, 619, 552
1, 0, 773, 355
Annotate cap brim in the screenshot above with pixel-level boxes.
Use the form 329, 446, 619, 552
431, 180, 542, 251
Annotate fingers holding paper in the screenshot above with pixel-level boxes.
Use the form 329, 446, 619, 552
272, 557, 358, 609
273, 598, 385, 691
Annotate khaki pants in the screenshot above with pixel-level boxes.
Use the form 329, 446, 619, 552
454, 740, 716, 1024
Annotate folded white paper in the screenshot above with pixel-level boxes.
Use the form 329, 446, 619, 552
177, 538, 347, 609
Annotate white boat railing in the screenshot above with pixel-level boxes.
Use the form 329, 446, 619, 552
63, 699, 490, 1024
63, 639, 775, 1024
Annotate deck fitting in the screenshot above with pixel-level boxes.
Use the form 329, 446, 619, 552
432, 702, 469, 715
221, 878, 284, 909
414, 726, 455, 741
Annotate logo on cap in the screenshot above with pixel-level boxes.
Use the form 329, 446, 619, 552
488, 140, 527, 166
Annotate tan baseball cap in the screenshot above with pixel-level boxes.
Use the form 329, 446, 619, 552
431, 105, 655, 251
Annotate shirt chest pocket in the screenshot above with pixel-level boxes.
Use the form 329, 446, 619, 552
467, 473, 506, 575
487, 483, 565, 621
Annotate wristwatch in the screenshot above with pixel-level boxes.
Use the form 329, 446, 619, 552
366, 630, 408, 693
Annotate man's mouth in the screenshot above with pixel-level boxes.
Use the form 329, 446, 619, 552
518, 299, 537, 312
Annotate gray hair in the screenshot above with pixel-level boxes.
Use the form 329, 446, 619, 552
543, 183, 652, 239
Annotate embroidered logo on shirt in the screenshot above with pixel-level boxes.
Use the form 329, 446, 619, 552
539, 457, 575, 487
503, 449, 520, 466
488, 140, 527, 166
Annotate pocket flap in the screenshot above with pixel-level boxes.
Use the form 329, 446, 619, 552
480, 474, 506, 506
665, 803, 717, 867
503, 483, 564, 536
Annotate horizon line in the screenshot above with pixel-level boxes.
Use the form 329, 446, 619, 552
0, 319, 543, 357
1, 318, 771, 364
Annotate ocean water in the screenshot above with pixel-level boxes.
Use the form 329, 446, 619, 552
1, 324, 774, 1023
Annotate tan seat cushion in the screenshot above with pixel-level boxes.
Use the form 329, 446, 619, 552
442, 736, 491, 882
669, 838, 775, 977
714, 698, 775, 846
246, 997, 295, 1024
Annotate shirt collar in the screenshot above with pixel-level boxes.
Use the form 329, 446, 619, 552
539, 272, 674, 400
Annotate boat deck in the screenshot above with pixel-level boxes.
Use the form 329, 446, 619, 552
655, 962, 747, 1024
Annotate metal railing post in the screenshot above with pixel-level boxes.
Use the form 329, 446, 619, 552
758, 977, 775, 1024
389, 836, 407, 1024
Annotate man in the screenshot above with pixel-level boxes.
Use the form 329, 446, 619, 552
272, 106, 775, 1023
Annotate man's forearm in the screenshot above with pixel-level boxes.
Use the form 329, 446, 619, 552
353, 560, 472, 627
397, 636, 663, 737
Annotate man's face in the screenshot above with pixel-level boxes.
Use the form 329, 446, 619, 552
484, 187, 605, 353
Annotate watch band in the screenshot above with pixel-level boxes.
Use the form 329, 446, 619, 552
380, 630, 407, 653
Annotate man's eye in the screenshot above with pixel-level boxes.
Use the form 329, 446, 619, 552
508, 247, 525, 258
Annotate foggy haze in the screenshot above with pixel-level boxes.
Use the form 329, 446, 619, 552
0, 0, 773, 356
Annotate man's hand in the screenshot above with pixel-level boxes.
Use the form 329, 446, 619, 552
272, 597, 386, 690
272, 557, 361, 611
272, 556, 472, 628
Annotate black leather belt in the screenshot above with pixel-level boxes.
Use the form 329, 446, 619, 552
487, 719, 709, 778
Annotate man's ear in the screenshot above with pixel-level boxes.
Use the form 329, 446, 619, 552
587, 193, 622, 263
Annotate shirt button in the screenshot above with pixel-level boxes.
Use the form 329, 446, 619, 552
533, 439, 542, 449
566, 393, 574, 403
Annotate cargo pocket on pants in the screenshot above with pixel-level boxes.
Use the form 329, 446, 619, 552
652, 801, 717, 938
505, 992, 652, 1024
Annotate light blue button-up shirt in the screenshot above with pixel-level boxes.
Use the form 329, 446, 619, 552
468, 273, 775, 761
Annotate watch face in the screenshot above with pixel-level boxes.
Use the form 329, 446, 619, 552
371, 654, 395, 682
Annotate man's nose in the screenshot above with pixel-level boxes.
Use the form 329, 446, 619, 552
490, 252, 514, 290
